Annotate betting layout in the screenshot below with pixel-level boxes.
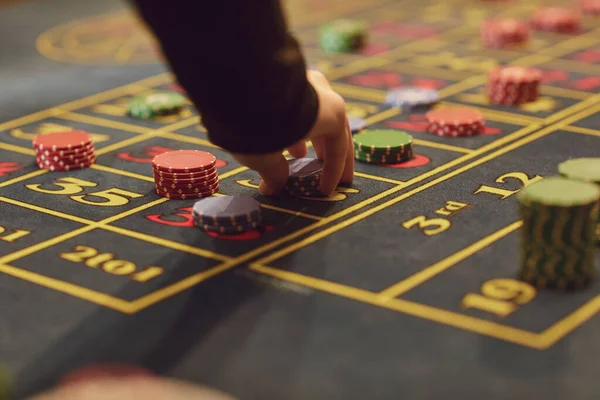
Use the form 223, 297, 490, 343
24, 2, 600, 292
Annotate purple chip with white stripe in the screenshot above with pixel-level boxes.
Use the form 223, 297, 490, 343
288, 158, 323, 182
192, 195, 261, 225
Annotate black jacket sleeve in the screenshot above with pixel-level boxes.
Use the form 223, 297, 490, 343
130, 0, 319, 155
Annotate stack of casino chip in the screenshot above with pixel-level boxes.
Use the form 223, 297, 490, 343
152, 150, 219, 199
558, 157, 600, 244
192, 195, 262, 234
319, 19, 367, 53
425, 107, 485, 137
33, 131, 96, 171
285, 158, 326, 198
487, 66, 542, 106
580, 0, 600, 15
517, 177, 600, 291
531, 7, 581, 33
127, 91, 187, 119
481, 19, 529, 49
353, 129, 414, 164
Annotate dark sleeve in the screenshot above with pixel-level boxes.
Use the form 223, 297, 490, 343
129, 0, 319, 155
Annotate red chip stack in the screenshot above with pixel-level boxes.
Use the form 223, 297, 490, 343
481, 19, 529, 49
425, 107, 485, 137
532, 7, 581, 33
152, 150, 220, 199
580, 0, 600, 14
487, 66, 542, 106
33, 131, 96, 171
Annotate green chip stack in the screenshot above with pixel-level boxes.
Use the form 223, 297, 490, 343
353, 129, 414, 165
319, 19, 367, 53
517, 176, 600, 291
558, 157, 600, 244
127, 91, 187, 119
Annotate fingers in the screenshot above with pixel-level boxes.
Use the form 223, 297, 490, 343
340, 118, 355, 185
287, 139, 308, 159
318, 129, 348, 196
232, 152, 289, 196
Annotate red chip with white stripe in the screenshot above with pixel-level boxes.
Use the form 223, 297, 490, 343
425, 108, 485, 137
33, 131, 92, 151
532, 7, 581, 33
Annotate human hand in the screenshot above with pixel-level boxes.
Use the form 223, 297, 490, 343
29, 376, 236, 400
232, 70, 354, 197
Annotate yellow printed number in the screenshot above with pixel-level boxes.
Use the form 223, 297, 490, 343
461, 279, 536, 317
402, 216, 451, 236
474, 172, 543, 200
60, 245, 163, 282
26, 177, 143, 207
0, 226, 31, 243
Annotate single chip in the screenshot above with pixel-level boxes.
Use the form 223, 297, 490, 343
39, 147, 95, 162
353, 129, 413, 155
319, 19, 367, 53
37, 143, 95, 158
385, 87, 439, 108
156, 185, 219, 199
157, 180, 219, 195
192, 195, 261, 225
33, 131, 92, 151
152, 150, 216, 173
152, 167, 218, 180
558, 158, 600, 184
128, 91, 187, 119
155, 173, 219, 187
37, 152, 95, 166
36, 156, 96, 172
288, 158, 324, 182
194, 219, 262, 234
426, 107, 485, 137
157, 176, 219, 190
349, 117, 367, 133
532, 7, 581, 33
517, 176, 600, 208
481, 19, 529, 49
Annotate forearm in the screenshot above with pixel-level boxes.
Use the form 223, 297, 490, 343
130, 0, 319, 154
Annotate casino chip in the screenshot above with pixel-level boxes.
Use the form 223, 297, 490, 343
192, 195, 262, 234
286, 158, 326, 197
487, 66, 542, 106
319, 19, 367, 53
33, 131, 96, 171
385, 87, 439, 109
425, 107, 485, 137
580, 0, 600, 14
481, 19, 529, 49
558, 157, 600, 243
152, 150, 219, 199
531, 7, 581, 33
517, 177, 600, 290
127, 91, 187, 119
349, 117, 367, 133
353, 129, 413, 165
